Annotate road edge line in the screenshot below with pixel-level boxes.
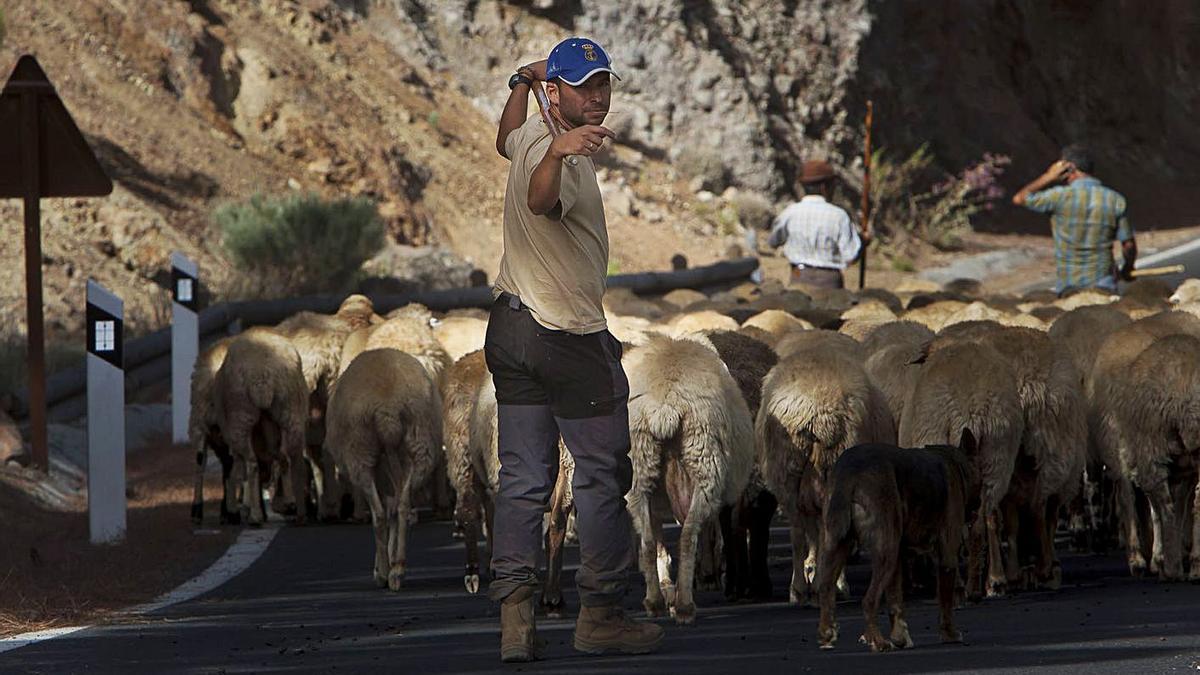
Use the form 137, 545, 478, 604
0, 523, 280, 656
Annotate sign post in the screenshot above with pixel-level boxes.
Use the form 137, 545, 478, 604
86, 279, 126, 545
0, 55, 113, 472
171, 252, 199, 445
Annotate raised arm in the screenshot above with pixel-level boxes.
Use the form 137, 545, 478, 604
1013, 159, 1072, 207
496, 61, 546, 159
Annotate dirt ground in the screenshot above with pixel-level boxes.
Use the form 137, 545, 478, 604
0, 447, 237, 637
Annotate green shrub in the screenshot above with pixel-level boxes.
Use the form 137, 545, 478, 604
215, 193, 385, 297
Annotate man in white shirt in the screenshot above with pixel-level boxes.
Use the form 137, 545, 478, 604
767, 159, 869, 289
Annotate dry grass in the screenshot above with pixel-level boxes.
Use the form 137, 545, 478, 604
0, 444, 237, 636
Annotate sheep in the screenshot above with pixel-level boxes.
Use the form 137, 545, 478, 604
704, 330, 780, 600
838, 319, 890, 342
861, 320, 934, 358
1053, 289, 1117, 311
894, 278, 942, 294
668, 310, 740, 336
774, 329, 865, 362
741, 309, 813, 339
944, 325, 1087, 589
324, 348, 441, 591
857, 288, 904, 314
1111, 334, 1200, 580
864, 342, 920, 435
432, 315, 488, 363
902, 300, 969, 331
623, 335, 755, 624
900, 340, 1024, 599
662, 288, 709, 310
213, 328, 310, 526
757, 337, 894, 606
189, 337, 235, 525
442, 349, 491, 593
1048, 305, 1132, 392
840, 300, 897, 324
1170, 278, 1200, 305
367, 305, 455, 519
1090, 311, 1200, 575
603, 287, 671, 320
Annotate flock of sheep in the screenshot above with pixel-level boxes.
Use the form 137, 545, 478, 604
186, 271, 1200, 647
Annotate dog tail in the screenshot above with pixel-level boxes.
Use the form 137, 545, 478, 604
823, 477, 854, 546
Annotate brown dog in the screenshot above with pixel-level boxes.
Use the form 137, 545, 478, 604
816, 434, 979, 652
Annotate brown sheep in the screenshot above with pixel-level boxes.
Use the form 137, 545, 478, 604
1112, 334, 1200, 580
213, 328, 310, 526
757, 339, 894, 606
774, 329, 865, 362
704, 330, 780, 600
861, 320, 934, 358
442, 350, 491, 593
325, 348, 442, 591
900, 340, 1024, 599
1091, 311, 1200, 575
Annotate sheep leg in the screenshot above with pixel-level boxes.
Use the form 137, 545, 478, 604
672, 487, 714, 625
363, 479, 389, 588
1145, 478, 1183, 581
482, 492, 496, 576
1037, 496, 1063, 589
458, 476, 483, 594
387, 469, 412, 591
1001, 498, 1022, 587
1115, 478, 1149, 576
786, 498, 813, 606
1150, 500, 1164, 575
965, 509, 986, 602
191, 440, 208, 525
747, 490, 777, 601
696, 521, 722, 592
719, 503, 748, 601
629, 492, 666, 617
244, 454, 265, 526
1190, 479, 1200, 580
540, 468, 570, 617
985, 508, 1008, 597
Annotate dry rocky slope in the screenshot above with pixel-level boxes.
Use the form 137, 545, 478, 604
2, 0, 1197, 342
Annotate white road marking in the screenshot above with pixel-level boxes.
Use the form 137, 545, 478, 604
0, 524, 280, 655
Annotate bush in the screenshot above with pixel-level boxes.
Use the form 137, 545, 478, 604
215, 193, 385, 297
731, 191, 776, 230
676, 146, 728, 193
868, 145, 1009, 250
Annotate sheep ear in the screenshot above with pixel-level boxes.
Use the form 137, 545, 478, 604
909, 341, 931, 365
958, 428, 978, 454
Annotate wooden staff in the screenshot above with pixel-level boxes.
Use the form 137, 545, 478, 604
1130, 264, 1184, 278
858, 100, 873, 291
530, 79, 579, 166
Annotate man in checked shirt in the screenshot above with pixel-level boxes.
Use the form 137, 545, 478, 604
1013, 144, 1137, 296
767, 159, 869, 289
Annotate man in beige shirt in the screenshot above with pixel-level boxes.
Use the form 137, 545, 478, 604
486, 37, 663, 662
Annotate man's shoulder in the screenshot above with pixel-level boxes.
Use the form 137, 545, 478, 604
510, 115, 552, 161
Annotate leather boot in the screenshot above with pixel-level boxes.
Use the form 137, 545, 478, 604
499, 586, 540, 662
574, 604, 665, 655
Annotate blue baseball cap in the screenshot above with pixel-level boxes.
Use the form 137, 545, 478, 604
545, 37, 620, 86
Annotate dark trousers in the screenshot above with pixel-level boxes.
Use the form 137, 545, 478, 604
790, 265, 844, 289
483, 294, 635, 606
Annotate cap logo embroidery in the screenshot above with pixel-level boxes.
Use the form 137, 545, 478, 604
582, 43, 598, 61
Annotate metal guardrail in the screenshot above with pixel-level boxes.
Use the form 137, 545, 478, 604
9, 257, 760, 421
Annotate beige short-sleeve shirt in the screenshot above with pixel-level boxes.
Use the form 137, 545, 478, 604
494, 114, 609, 334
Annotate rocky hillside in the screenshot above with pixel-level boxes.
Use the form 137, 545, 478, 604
2, 0, 1196, 342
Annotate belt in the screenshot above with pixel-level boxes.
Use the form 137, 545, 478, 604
497, 291, 530, 311
790, 262, 841, 272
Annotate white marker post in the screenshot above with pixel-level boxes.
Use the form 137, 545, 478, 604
86, 279, 126, 545
170, 252, 199, 445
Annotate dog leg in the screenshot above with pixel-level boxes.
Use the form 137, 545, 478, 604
816, 539, 848, 650
886, 568, 913, 649
859, 548, 898, 652
965, 510, 986, 602
937, 562, 963, 643
1037, 496, 1062, 589
789, 519, 811, 605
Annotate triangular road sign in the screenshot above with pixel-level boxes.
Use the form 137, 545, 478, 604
0, 55, 113, 197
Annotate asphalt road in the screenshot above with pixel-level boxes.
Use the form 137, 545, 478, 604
5, 519, 1200, 675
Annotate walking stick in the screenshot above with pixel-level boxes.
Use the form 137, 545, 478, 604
858, 100, 873, 291
529, 79, 579, 166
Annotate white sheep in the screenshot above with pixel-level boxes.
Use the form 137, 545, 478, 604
624, 335, 754, 624
757, 334, 894, 606
189, 337, 234, 525
324, 347, 442, 590
213, 328, 310, 526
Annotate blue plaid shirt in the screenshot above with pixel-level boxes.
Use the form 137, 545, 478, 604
1023, 177, 1132, 293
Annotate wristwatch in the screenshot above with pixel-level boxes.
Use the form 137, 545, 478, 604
508, 72, 532, 90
